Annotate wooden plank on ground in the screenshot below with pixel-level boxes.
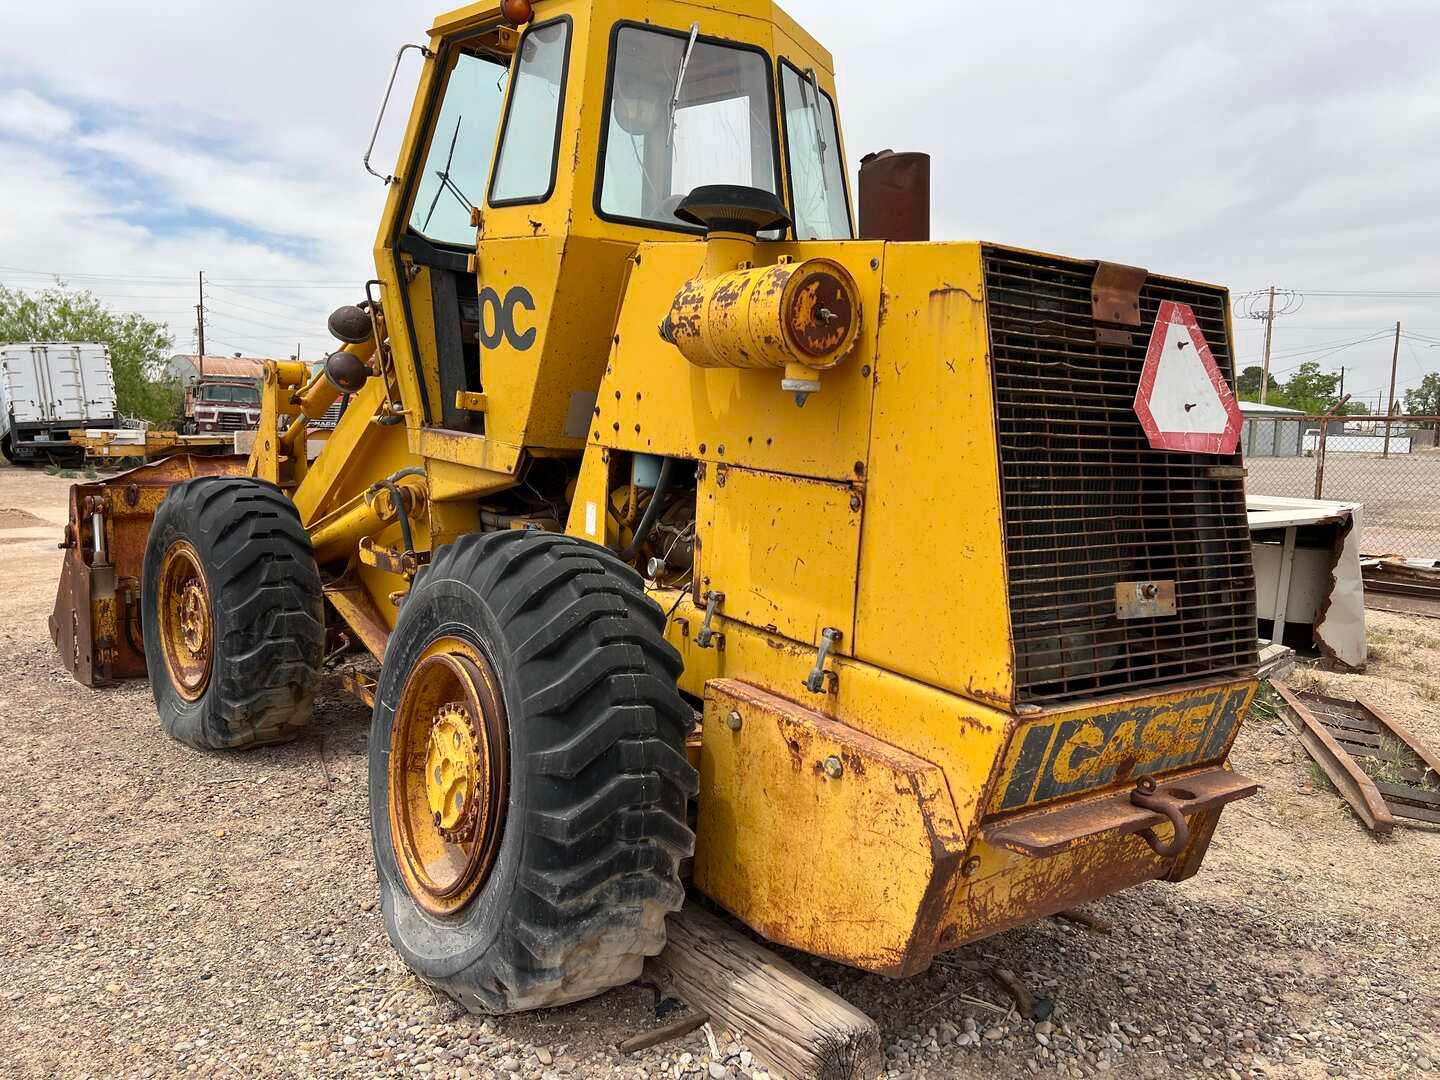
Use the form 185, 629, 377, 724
648, 904, 882, 1080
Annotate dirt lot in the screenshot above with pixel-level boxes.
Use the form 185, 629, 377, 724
1247, 448, 1440, 559
1, 462, 1437, 1080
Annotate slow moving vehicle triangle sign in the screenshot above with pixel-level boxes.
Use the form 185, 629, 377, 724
1133, 300, 1243, 455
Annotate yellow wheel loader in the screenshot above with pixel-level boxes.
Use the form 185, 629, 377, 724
50, 0, 1262, 1015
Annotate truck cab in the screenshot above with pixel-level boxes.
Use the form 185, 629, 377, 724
185, 378, 262, 434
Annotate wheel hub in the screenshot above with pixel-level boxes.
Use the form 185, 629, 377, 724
389, 644, 510, 916
426, 704, 482, 842
178, 581, 208, 654
157, 540, 213, 701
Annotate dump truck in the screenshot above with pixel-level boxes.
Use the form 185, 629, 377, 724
1, 342, 117, 462
171, 356, 266, 434
50, 0, 1262, 1016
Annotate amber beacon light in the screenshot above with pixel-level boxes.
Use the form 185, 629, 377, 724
501, 0, 533, 25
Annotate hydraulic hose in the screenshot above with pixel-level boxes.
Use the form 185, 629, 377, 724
619, 457, 676, 563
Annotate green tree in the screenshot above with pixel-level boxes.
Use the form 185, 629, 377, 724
0, 282, 181, 427
1405, 372, 1440, 422
1237, 364, 1281, 402
1271, 362, 1343, 415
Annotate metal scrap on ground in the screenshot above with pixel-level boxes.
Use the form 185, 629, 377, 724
1274, 684, 1440, 833
1362, 557, 1440, 619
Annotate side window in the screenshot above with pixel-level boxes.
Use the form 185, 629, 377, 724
408, 50, 509, 245
780, 63, 852, 240
490, 19, 571, 205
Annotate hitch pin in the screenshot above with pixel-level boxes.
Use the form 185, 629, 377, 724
696, 591, 725, 649
804, 627, 843, 693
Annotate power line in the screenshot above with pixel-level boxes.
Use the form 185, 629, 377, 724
0, 263, 357, 287
204, 306, 309, 335
203, 282, 333, 317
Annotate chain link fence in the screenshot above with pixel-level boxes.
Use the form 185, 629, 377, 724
1243, 415, 1440, 559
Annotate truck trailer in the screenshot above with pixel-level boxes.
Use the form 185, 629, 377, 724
0, 342, 118, 463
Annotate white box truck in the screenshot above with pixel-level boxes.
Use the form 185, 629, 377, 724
0, 342, 118, 463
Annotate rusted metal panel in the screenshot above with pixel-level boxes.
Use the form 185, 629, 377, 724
857, 150, 930, 242
1090, 261, 1148, 326
50, 454, 247, 687
988, 680, 1256, 814
694, 679, 966, 978
982, 766, 1257, 858
1115, 580, 1177, 620
50, 544, 98, 686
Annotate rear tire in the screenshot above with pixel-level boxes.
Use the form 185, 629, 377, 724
141, 477, 324, 750
0, 434, 13, 463
370, 531, 697, 1014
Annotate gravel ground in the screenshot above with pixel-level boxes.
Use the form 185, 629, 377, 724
1, 462, 1437, 1080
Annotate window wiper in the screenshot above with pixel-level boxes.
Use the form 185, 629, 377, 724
421, 115, 476, 232
801, 67, 830, 197
667, 23, 701, 147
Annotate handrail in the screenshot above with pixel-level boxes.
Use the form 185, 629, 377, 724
364, 43, 433, 183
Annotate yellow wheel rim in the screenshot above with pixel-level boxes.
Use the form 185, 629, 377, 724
389, 638, 509, 917
157, 540, 213, 702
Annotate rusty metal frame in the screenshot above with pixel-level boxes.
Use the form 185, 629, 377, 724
1279, 685, 1440, 827
1273, 684, 1394, 834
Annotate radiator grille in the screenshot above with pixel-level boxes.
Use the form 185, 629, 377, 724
983, 247, 1258, 705
216, 412, 249, 431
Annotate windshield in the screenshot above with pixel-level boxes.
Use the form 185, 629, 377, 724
408, 48, 508, 245
780, 64, 851, 240
599, 26, 780, 230
200, 384, 259, 404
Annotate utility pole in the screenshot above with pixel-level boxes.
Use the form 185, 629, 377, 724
1383, 321, 1401, 458
1338, 366, 1345, 400
1260, 285, 1277, 404
196, 270, 207, 380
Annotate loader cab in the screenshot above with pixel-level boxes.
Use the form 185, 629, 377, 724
374, 0, 851, 473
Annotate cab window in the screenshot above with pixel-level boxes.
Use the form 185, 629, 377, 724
490, 19, 572, 206
780, 62, 851, 240
598, 25, 780, 231
408, 49, 508, 244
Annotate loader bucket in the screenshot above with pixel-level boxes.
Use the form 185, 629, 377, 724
50, 455, 248, 687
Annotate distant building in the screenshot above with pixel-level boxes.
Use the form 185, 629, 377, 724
1239, 401, 1343, 458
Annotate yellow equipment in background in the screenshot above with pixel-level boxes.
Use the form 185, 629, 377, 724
51, 0, 1262, 1014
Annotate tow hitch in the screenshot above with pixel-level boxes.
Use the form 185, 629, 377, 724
983, 767, 1260, 860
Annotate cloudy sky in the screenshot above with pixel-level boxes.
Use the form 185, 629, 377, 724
1, 1, 1437, 408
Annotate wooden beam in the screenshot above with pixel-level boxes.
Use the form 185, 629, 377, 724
648, 905, 882, 1080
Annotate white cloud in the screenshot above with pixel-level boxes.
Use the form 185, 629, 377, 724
0, 88, 74, 139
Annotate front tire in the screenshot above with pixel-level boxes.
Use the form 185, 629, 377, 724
141, 477, 324, 750
371, 531, 697, 1014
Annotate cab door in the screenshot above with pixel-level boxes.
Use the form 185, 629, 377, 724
384, 29, 512, 442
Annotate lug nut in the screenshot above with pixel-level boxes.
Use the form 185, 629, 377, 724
823, 755, 844, 780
